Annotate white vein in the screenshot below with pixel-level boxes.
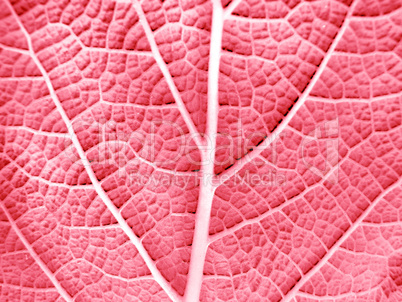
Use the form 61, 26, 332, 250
4, 2, 181, 301
295, 288, 381, 301
338, 246, 388, 257
308, 92, 402, 104
216, 0, 360, 186
183, 1, 224, 301
4, 126, 70, 138
61, 224, 121, 231
128, 0, 204, 149
0, 43, 31, 55
281, 179, 402, 302
81, 139, 198, 180
207, 120, 388, 244
0, 282, 64, 293
47, 23, 154, 57
0, 203, 73, 302
73, 258, 155, 283
224, 0, 244, 18
3, 153, 93, 189
0, 77, 43, 81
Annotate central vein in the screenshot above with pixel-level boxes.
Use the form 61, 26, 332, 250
183, 2, 224, 301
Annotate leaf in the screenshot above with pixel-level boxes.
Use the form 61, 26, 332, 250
0, 0, 402, 301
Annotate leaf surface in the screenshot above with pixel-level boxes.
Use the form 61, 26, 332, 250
0, 0, 402, 301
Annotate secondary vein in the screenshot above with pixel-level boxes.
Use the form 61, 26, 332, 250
5, 2, 181, 301
0, 203, 73, 302
129, 0, 205, 149
281, 173, 402, 302
216, 0, 358, 186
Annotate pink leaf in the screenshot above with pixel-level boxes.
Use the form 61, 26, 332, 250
1, 0, 402, 301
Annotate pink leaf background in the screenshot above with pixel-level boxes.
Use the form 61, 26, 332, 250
0, 0, 402, 301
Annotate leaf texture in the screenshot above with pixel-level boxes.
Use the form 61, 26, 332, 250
0, 0, 402, 301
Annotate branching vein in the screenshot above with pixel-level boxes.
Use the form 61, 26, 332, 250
129, 0, 204, 149
216, 0, 360, 185
5, 2, 181, 301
